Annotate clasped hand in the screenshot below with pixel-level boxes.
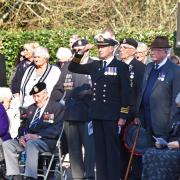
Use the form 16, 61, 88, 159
19, 133, 39, 146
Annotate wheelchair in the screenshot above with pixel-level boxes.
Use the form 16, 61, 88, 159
0, 160, 6, 179
19, 125, 69, 180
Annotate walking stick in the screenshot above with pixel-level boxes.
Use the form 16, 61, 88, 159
124, 123, 141, 180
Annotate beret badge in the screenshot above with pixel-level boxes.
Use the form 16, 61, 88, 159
78, 40, 82, 46
34, 86, 39, 93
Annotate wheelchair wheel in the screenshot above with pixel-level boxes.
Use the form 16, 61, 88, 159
53, 166, 68, 180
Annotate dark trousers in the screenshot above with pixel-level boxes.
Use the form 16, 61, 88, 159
92, 119, 121, 180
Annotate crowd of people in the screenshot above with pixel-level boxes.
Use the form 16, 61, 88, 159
0, 28, 180, 180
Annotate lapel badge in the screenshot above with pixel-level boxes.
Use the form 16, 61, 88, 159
129, 64, 133, 71
158, 73, 165, 81
130, 71, 134, 79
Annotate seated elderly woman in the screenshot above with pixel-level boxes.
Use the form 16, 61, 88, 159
0, 87, 21, 139
142, 92, 180, 180
20, 46, 61, 108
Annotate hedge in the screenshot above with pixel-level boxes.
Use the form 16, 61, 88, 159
0, 28, 179, 83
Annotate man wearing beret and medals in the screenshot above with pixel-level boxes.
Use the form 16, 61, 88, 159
119, 38, 146, 180
68, 32, 131, 180
3, 82, 64, 180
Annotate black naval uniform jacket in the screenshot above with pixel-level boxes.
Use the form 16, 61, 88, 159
128, 58, 146, 119
18, 100, 64, 153
68, 57, 131, 121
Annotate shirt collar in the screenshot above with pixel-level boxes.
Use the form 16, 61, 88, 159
103, 56, 114, 66
37, 98, 49, 118
122, 57, 134, 65
155, 56, 168, 69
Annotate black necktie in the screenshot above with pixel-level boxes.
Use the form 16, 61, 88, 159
29, 108, 41, 128
103, 61, 107, 69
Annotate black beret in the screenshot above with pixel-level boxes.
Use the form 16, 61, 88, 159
120, 38, 138, 48
72, 39, 89, 48
95, 34, 118, 46
29, 82, 46, 95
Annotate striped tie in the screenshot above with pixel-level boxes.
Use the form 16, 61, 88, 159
154, 64, 159, 70
29, 108, 41, 128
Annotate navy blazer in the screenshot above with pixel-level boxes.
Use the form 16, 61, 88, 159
137, 59, 180, 137
18, 100, 64, 152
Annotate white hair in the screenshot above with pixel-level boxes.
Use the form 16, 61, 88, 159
0, 87, 12, 100
137, 42, 148, 53
56, 47, 72, 60
33, 46, 50, 59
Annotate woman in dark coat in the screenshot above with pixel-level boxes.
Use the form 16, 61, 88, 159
142, 92, 180, 180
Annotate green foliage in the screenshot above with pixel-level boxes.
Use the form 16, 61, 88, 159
0, 28, 177, 82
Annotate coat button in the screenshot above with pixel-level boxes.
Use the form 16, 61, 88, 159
93, 88, 96, 91
104, 84, 107, 87
93, 98, 96, 101
94, 83, 97, 86
103, 100, 106, 102
103, 89, 106, 92
103, 94, 106, 97
93, 93, 96, 96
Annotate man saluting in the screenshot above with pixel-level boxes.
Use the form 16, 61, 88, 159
68, 32, 131, 180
